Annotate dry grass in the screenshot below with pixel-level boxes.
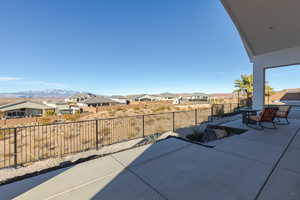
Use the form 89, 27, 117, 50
0, 101, 237, 168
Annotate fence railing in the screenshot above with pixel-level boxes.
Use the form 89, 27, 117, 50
0, 102, 244, 169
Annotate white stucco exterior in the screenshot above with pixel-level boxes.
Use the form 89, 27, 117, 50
221, 0, 300, 109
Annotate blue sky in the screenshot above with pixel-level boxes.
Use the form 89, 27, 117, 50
0, 0, 299, 95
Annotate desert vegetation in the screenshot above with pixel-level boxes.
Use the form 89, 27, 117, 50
0, 100, 242, 168
0, 103, 218, 168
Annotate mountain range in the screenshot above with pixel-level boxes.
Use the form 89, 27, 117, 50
0, 89, 79, 98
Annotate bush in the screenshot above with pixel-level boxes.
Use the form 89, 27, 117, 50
63, 112, 80, 121
0, 130, 4, 140
107, 111, 116, 116
38, 117, 52, 125
133, 107, 140, 111
45, 110, 56, 116
151, 106, 168, 112
115, 107, 124, 111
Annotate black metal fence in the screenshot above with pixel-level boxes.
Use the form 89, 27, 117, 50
0, 103, 243, 169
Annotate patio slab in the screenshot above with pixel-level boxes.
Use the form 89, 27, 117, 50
290, 133, 300, 149
212, 136, 285, 165
257, 168, 300, 200
225, 120, 300, 147
130, 144, 273, 200
13, 156, 125, 200
277, 147, 300, 173
0, 167, 69, 200
42, 170, 165, 200
1, 123, 300, 200
223, 119, 300, 139
112, 138, 191, 167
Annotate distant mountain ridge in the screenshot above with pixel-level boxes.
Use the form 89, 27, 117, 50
0, 89, 80, 98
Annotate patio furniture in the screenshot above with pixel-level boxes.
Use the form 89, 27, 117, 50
275, 105, 291, 125
248, 107, 278, 129
239, 108, 260, 124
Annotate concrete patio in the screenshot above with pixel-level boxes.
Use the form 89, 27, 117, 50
1, 117, 300, 200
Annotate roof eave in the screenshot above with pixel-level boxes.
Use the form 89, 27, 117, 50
220, 0, 255, 62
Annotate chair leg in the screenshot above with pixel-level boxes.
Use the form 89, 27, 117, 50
273, 122, 277, 129
275, 117, 290, 125
259, 122, 264, 130
247, 121, 264, 130
262, 122, 277, 129
286, 117, 290, 124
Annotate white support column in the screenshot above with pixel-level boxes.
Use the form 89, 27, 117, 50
252, 63, 265, 110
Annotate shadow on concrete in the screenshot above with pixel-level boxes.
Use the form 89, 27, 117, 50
0, 166, 70, 199
90, 139, 188, 200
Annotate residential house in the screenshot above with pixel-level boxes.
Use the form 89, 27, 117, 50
182, 93, 209, 101
65, 93, 96, 103
43, 100, 76, 115
136, 94, 159, 102
110, 95, 130, 104
77, 96, 119, 107
0, 101, 54, 119
277, 92, 300, 105
176, 93, 209, 104
126, 94, 159, 102
157, 93, 178, 101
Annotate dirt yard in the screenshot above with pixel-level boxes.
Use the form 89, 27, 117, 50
0, 103, 214, 168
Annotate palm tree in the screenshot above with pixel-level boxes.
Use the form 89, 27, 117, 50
265, 84, 275, 105
234, 74, 253, 100
234, 74, 274, 103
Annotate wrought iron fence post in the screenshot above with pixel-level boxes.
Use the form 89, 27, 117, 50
237, 92, 240, 108
210, 105, 214, 121
95, 120, 99, 150
172, 112, 175, 132
195, 109, 197, 125
142, 115, 145, 137
14, 128, 17, 168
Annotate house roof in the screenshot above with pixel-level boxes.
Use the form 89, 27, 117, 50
158, 93, 178, 98
138, 94, 159, 99
68, 93, 96, 99
83, 96, 117, 104
126, 94, 146, 99
221, 0, 300, 60
0, 101, 52, 112
44, 99, 68, 105
271, 89, 300, 102
110, 95, 127, 99
280, 93, 300, 101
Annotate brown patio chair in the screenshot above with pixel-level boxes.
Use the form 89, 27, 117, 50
275, 105, 291, 125
248, 107, 278, 129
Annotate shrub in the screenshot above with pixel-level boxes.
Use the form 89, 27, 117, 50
107, 110, 116, 116
0, 130, 4, 140
133, 107, 140, 111
151, 106, 168, 112
38, 117, 52, 125
63, 112, 80, 121
115, 107, 124, 111
45, 110, 56, 116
